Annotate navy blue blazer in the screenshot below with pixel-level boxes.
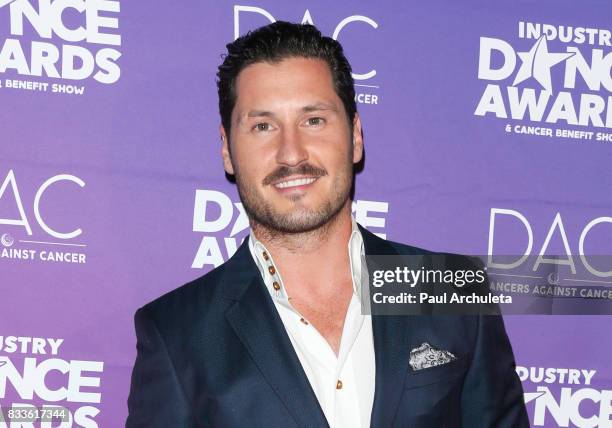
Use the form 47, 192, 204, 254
126, 225, 529, 427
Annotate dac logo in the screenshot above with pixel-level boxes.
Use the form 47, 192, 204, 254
488, 208, 612, 278
0, 169, 87, 264
192, 189, 389, 268
474, 21, 612, 140
234, 4, 380, 106
0, 0, 122, 85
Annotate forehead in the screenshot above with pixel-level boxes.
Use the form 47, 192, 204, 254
233, 57, 341, 116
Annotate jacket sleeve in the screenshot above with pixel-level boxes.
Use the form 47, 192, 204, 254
126, 307, 194, 427
460, 311, 530, 427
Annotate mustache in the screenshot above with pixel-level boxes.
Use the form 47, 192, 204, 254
262, 164, 327, 186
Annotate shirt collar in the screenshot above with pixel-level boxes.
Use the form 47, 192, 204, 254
247, 216, 365, 301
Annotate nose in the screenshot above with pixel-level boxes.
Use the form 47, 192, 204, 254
275, 126, 308, 167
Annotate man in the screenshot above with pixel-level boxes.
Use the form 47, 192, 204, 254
126, 22, 529, 427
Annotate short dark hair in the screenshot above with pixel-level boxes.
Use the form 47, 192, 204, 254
217, 21, 356, 137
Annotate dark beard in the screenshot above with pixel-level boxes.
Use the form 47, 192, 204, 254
233, 162, 352, 235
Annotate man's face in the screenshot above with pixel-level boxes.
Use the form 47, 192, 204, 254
220, 57, 363, 234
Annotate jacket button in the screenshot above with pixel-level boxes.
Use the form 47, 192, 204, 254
268, 266, 276, 275
273, 282, 281, 291
336, 380, 343, 390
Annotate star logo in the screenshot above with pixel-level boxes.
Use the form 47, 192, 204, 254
0, 0, 18, 9
512, 35, 575, 92
524, 390, 547, 404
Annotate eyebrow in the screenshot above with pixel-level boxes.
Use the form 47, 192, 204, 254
239, 102, 339, 124
301, 102, 338, 113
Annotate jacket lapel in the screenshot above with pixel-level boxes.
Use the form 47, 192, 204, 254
360, 226, 417, 428
223, 239, 329, 428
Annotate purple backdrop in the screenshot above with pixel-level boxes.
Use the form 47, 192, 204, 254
1, 0, 611, 426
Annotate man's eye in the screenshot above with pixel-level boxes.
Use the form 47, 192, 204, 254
306, 117, 324, 126
254, 123, 270, 132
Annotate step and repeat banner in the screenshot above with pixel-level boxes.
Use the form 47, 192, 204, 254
1, 0, 611, 426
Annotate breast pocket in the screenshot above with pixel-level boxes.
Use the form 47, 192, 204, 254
403, 356, 470, 390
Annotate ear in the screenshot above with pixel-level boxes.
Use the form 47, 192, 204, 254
220, 125, 235, 175
352, 113, 364, 164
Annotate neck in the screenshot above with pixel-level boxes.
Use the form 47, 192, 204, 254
251, 201, 355, 299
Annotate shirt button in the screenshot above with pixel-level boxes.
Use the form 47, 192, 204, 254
273, 281, 281, 291
300, 318, 309, 325
268, 266, 276, 275
336, 380, 343, 390
262, 251, 269, 261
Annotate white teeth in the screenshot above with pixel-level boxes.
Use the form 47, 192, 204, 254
275, 177, 317, 189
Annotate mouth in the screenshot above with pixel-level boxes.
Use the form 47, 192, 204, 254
272, 176, 319, 191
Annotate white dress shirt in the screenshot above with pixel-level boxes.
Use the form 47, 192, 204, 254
248, 218, 375, 428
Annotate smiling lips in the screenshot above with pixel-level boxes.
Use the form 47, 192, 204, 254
273, 176, 319, 190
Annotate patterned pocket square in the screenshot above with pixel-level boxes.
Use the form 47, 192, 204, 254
409, 342, 457, 371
